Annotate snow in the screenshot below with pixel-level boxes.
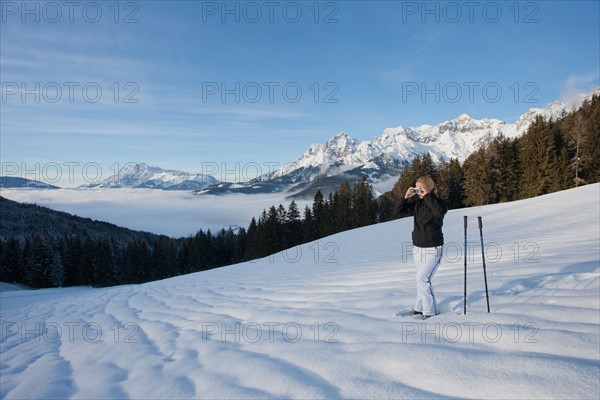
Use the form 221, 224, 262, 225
82, 163, 218, 190
1, 184, 599, 399
0, 283, 30, 292
269, 111, 517, 181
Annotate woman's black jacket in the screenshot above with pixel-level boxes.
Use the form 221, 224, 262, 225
397, 193, 448, 248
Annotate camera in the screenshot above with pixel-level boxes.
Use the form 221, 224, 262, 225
412, 187, 421, 195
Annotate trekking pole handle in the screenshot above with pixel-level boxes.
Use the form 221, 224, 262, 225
478, 216, 482, 229
464, 215, 468, 228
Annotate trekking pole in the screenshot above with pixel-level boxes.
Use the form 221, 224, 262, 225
463, 216, 468, 315
478, 216, 491, 313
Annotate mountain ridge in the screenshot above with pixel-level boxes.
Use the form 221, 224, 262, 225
213, 87, 598, 197
83, 162, 219, 190
0, 177, 61, 189
265, 89, 598, 182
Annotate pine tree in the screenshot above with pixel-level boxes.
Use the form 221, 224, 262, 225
519, 116, 564, 198
563, 96, 600, 185
312, 190, 325, 239
264, 206, 283, 255
462, 147, 494, 206
351, 178, 376, 228
152, 236, 177, 280
375, 193, 396, 223
199, 229, 217, 269
318, 193, 335, 237
92, 238, 114, 286
217, 228, 237, 266
583, 95, 600, 182
487, 136, 521, 203
244, 217, 260, 260
332, 181, 352, 232
80, 237, 95, 285
233, 227, 247, 263
121, 239, 150, 283
256, 210, 269, 257
277, 204, 287, 225
285, 201, 303, 248
176, 239, 192, 275
416, 152, 438, 181
302, 206, 317, 243
2, 238, 22, 284
547, 122, 571, 193
47, 238, 65, 287
110, 237, 124, 284
437, 158, 464, 208
391, 169, 410, 202
25, 236, 53, 288
213, 229, 228, 267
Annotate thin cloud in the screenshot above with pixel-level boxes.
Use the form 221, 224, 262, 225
411, 26, 452, 58
560, 73, 599, 104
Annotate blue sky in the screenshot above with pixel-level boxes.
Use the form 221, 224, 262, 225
1, 0, 599, 186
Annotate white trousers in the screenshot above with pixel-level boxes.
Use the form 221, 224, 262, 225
413, 245, 443, 316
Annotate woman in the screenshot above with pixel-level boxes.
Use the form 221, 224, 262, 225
397, 176, 447, 319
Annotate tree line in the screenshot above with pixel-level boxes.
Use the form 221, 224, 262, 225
1, 95, 598, 288
0, 229, 243, 288
244, 178, 377, 260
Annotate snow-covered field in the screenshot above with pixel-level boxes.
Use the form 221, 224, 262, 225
0, 189, 310, 237
1, 184, 599, 399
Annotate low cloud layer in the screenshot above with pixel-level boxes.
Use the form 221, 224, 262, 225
1, 189, 310, 237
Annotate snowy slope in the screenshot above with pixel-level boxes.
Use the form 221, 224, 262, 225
1, 184, 599, 399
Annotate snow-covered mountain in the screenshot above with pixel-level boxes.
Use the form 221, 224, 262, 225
262, 87, 600, 185
266, 115, 506, 183
2, 184, 599, 398
0, 176, 61, 189
83, 163, 219, 190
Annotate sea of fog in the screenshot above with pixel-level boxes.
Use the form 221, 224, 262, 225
0, 188, 313, 237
